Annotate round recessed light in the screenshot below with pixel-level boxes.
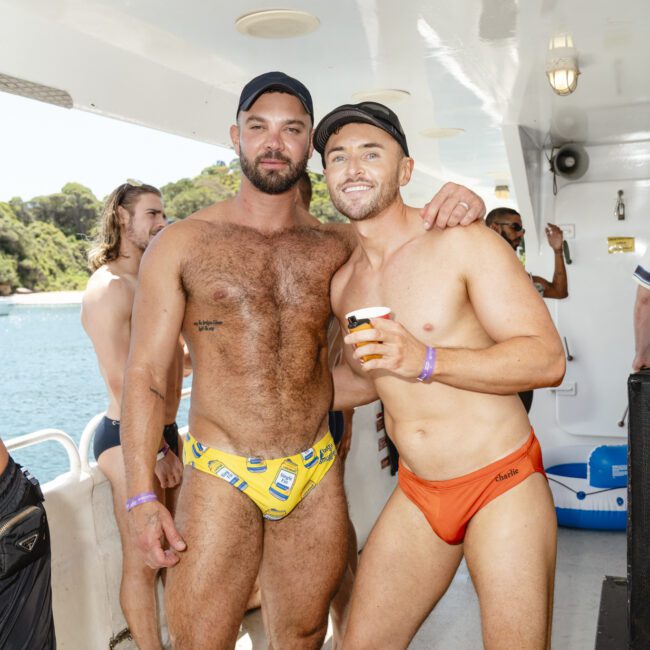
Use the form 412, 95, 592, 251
235, 10, 320, 39
420, 127, 465, 139
351, 89, 411, 103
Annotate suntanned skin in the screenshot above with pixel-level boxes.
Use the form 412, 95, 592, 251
326, 122, 565, 649
633, 284, 650, 371
490, 214, 568, 299
121, 90, 487, 649
81, 193, 184, 650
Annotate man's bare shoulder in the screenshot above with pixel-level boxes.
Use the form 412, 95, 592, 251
317, 221, 356, 252
417, 220, 507, 256
186, 199, 233, 224
82, 266, 133, 326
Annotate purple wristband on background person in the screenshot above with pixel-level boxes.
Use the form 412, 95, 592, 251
125, 491, 157, 512
156, 443, 170, 462
417, 346, 436, 382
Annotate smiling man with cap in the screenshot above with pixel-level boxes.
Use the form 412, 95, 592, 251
120, 72, 486, 648
318, 102, 565, 647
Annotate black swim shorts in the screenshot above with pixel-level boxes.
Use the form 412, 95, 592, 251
93, 418, 180, 462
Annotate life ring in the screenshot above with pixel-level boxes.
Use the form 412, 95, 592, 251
544, 444, 627, 531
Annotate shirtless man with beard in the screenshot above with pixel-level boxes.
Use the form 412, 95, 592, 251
315, 102, 565, 648
120, 72, 485, 648
82, 183, 184, 649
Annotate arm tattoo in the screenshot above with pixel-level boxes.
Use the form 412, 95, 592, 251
149, 386, 165, 402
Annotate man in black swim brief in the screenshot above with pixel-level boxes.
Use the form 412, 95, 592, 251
81, 182, 185, 648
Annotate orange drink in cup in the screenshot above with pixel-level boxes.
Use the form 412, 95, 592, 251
345, 306, 392, 362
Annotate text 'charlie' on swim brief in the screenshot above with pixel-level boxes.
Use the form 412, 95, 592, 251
183, 430, 337, 521
398, 429, 545, 544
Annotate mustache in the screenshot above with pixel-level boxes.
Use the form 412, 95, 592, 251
339, 177, 373, 189
255, 151, 292, 165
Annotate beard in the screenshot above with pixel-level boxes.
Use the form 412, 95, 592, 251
240, 148, 309, 195
126, 218, 161, 252
330, 173, 401, 222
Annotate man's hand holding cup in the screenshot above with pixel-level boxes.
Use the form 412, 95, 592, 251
345, 307, 436, 381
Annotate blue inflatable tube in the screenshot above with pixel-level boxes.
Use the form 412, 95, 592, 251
544, 444, 627, 531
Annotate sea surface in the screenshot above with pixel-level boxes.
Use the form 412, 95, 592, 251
0, 303, 190, 483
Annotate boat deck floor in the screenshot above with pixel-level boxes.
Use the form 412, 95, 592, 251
235, 527, 626, 649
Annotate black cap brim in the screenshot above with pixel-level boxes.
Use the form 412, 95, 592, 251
313, 105, 409, 163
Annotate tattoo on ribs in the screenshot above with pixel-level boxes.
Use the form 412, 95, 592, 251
149, 386, 165, 402
193, 319, 223, 332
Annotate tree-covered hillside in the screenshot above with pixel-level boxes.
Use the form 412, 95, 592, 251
0, 161, 341, 295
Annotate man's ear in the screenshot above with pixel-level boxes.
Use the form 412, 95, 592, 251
399, 157, 415, 186
116, 205, 129, 227
230, 124, 241, 155
307, 128, 314, 159
488, 223, 500, 234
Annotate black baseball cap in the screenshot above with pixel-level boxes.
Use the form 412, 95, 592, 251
313, 101, 410, 166
237, 71, 314, 121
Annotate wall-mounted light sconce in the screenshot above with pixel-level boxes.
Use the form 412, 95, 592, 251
615, 189, 625, 220
546, 33, 580, 96
494, 184, 510, 199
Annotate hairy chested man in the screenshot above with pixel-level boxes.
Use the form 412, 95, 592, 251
82, 182, 184, 649
120, 72, 485, 648
314, 102, 565, 648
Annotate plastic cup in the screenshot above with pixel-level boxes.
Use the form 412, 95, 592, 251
345, 306, 391, 361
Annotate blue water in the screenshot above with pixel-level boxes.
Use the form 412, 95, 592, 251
0, 304, 190, 482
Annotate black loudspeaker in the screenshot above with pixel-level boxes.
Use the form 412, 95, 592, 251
627, 370, 650, 649
551, 144, 589, 180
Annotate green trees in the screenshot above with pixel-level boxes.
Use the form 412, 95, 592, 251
0, 162, 339, 294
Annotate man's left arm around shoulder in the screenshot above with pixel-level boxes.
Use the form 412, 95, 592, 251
344, 226, 565, 394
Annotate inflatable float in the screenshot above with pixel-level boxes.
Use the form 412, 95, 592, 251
544, 444, 627, 531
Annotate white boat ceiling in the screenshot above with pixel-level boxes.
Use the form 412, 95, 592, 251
1, 0, 649, 206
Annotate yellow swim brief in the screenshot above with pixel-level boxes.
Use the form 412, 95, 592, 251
182, 430, 337, 521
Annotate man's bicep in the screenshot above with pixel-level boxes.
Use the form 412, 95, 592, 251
466, 233, 557, 341
129, 244, 186, 373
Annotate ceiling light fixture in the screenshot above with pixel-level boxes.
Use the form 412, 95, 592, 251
351, 89, 411, 103
494, 184, 510, 199
235, 10, 320, 39
546, 33, 580, 96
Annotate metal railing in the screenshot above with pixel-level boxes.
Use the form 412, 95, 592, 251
6, 429, 81, 475
6, 387, 192, 478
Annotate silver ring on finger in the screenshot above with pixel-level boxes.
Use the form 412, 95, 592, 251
458, 201, 470, 211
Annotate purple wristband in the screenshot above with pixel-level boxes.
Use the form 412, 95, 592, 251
125, 491, 157, 512
417, 346, 436, 382
156, 443, 170, 462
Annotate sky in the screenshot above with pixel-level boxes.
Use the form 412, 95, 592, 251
0, 92, 237, 202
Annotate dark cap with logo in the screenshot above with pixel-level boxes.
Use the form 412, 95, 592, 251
313, 101, 410, 166
237, 71, 314, 121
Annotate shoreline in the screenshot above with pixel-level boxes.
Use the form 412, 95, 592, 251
5, 290, 83, 305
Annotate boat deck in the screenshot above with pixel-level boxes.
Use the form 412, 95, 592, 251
235, 527, 626, 649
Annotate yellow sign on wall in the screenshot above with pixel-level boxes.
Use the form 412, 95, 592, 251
608, 237, 635, 254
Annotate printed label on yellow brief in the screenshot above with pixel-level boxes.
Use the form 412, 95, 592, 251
269, 459, 298, 501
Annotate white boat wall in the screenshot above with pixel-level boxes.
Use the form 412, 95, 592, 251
2, 0, 649, 647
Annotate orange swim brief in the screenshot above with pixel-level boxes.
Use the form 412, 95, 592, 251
398, 430, 545, 545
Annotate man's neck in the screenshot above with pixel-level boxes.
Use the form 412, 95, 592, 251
232, 176, 301, 233
351, 196, 418, 268
116, 239, 143, 276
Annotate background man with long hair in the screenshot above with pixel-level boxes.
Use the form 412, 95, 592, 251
82, 182, 184, 649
